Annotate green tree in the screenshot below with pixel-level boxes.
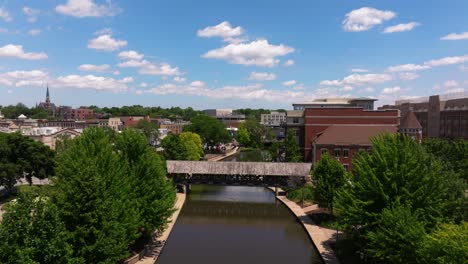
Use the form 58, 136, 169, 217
161, 135, 187, 160
135, 119, 159, 146
115, 129, 175, 237
179, 132, 204, 160
184, 115, 231, 146
53, 128, 139, 263
236, 126, 251, 146
366, 205, 426, 264
0, 193, 73, 264
418, 222, 468, 264
284, 128, 302, 162
422, 138, 468, 180
312, 153, 347, 215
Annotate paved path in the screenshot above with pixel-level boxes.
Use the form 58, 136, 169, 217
206, 146, 239, 161
269, 187, 341, 264
137, 192, 186, 264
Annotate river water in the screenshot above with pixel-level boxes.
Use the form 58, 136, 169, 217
157, 151, 322, 264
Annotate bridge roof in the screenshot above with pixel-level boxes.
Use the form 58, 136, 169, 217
166, 161, 312, 177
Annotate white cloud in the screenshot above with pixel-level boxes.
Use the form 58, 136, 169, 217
202, 39, 294, 67
248, 72, 276, 81
28, 29, 41, 36
138, 63, 181, 76
0, 8, 12, 22
173, 76, 187, 83
139, 82, 148, 88
0, 44, 47, 60
424, 55, 468, 67
284, 59, 295, 67
54, 74, 132, 92
342, 7, 396, 32
197, 21, 245, 43
386, 63, 430, 72
117, 59, 148, 68
282, 80, 297, 86
340, 86, 354, 91
22, 7, 40, 23
383, 22, 420, 33
55, 0, 121, 18
88, 34, 127, 51
190, 81, 205, 87
381, 86, 401, 94
321, 73, 393, 87
118, 50, 144, 60
351, 68, 369, 73
399, 72, 420, 81
0, 70, 48, 87
78, 64, 110, 73
441, 32, 468, 41
7, 90, 13, 94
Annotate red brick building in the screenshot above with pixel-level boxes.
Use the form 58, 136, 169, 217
312, 125, 398, 171
71, 107, 94, 120
303, 107, 399, 161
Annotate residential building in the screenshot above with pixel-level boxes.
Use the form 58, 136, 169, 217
312, 125, 398, 171
108, 117, 123, 131
379, 93, 468, 139
71, 107, 94, 120
29, 128, 81, 149
159, 121, 190, 134
261, 111, 286, 126
293, 98, 377, 111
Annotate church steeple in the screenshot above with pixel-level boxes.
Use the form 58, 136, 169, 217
46, 84, 50, 104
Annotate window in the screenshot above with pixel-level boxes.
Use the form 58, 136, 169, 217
343, 149, 349, 158
293, 117, 299, 124
321, 148, 328, 155
343, 164, 349, 171
334, 148, 341, 158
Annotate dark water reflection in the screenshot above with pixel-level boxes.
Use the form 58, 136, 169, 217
157, 185, 322, 264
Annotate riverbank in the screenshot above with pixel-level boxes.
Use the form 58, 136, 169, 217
133, 192, 186, 264
206, 146, 239, 161
268, 187, 341, 264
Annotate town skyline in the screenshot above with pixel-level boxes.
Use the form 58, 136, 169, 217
1, 0, 468, 109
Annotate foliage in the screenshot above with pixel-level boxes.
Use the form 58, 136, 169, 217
53, 128, 140, 263
179, 132, 204, 160
366, 205, 426, 264
418, 222, 468, 264
312, 153, 347, 214
115, 129, 175, 236
236, 126, 251, 146
286, 185, 314, 203
183, 115, 231, 146
268, 141, 281, 162
239, 118, 274, 148
284, 128, 302, 162
0, 132, 55, 189
422, 138, 468, 180
135, 119, 159, 145
0, 193, 73, 264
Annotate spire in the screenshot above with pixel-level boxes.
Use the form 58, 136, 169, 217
46, 83, 50, 104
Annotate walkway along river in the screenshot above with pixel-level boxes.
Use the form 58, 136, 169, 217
157, 150, 322, 264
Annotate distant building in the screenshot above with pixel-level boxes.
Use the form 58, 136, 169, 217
29, 128, 81, 149
204, 109, 233, 117
293, 98, 377, 111
261, 112, 286, 127
56, 106, 73, 119
71, 107, 94, 120
159, 120, 190, 134
379, 93, 468, 139
108, 117, 123, 131
285, 110, 305, 147
204, 108, 246, 127
312, 125, 398, 171
399, 111, 422, 142
37, 85, 57, 115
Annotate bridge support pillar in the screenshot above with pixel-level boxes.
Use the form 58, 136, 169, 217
185, 184, 191, 194
274, 186, 278, 196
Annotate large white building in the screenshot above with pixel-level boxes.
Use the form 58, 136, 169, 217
260, 112, 286, 126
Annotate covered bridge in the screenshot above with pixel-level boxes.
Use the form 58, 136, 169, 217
166, 161, 312, 187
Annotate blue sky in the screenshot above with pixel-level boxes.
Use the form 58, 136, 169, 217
0, 0, 467, 109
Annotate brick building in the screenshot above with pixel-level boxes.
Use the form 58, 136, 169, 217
379, 93, 468, 139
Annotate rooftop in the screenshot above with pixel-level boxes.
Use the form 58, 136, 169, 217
314, 125, 398, 146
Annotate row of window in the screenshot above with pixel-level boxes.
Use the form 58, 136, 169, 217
321, 148, 350, 158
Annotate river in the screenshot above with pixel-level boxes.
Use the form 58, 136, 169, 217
157, 150, 322, 264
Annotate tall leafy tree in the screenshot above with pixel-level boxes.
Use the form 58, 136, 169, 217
422, 138, 468, 180
115, 129, 175, 237
135, 119, 159, 146
236, 126, 251, 146
183, 115, 231, 146
312, 153, 347, 215
0, 193, 73, 264
179, 132, 204, 160
284, 128, 302, 162
54, 128, 139, 263
161, 135, 188, 160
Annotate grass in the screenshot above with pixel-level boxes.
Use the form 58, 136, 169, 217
0, 185, 55, 204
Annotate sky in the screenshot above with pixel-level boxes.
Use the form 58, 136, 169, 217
0, 0, 467, 109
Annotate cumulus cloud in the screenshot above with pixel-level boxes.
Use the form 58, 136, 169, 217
54, 74, 132, 92
399, 72, 420, 81
55, 0, 121, 18
0, 70, 48, 87
282, 80, 297, 86
441, 32, 468, 41
88, 34, 127, 51
138, 63, 181, 76
173, 76, 187, 83
0, 44, 47, 60
381, 86, 401, 94
202, 39, 294, 67
28, 29, 41, 36
351, 68, 369, 73
22, 7, 40, 23
197, 21, 245, 43
284, 59, 295, 67
424, 55, 468, 67
320, 73, 393, 87
78, 64, 110, 73
118, 50, 144, 60
434, 80, 465, 94
342, 7, 396, 32
248, 72, 276, 81
386, 63, 430, 72
383, 22, 420, 33
0, 8, 12, 22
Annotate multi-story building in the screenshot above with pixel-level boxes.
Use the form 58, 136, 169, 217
204, 109, 233, 117
293, 98, 377, 111
204, 108, 246, 127
285, 110, 305, 147
379, 93, 468, 139
399, 111, 423, 142
260, 112, 286, 126
71, 107, 94, 120
108, 117, 123, 131
159, 120, 190, 134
